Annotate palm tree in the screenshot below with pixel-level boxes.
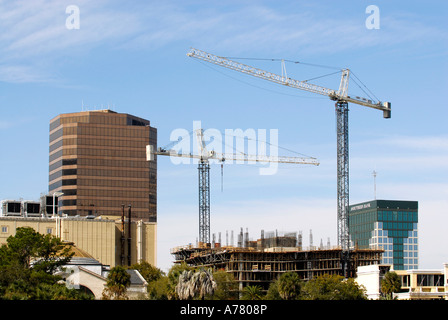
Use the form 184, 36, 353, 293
176, 268, 217, 300
242, 285, 263, 300
277, 272, 302, 300
102, 266, 131, 300
176, 270, 194, 300
191, 268, 217, 299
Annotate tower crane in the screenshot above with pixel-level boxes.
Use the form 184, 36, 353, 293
186, 48, 391, 276
147, 128, 319, 245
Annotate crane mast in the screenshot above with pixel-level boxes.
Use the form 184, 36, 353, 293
147, 129, 319, 245
187, 48, 391, 277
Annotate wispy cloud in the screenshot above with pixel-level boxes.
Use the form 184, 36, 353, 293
0, 0, 140, 82
1, 1, 446, 83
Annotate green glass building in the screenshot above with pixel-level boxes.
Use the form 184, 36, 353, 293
349, 200, 418, 270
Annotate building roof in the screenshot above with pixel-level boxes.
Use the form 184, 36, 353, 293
126, 269, 147, 286
64, 242, 102, 266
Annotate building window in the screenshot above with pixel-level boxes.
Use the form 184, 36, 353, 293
401, 275, 410, 287
417, 274, 445, 287
46, 228, 53, 234
1, 226, 7, 233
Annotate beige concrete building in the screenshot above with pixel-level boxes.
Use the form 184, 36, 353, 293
394, 265, 448, 300
0, 216, 156, 268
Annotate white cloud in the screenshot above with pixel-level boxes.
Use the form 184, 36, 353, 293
1, 1, 446, 83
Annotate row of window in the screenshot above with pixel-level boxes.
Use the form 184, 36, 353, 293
378, 210, 418, 222
49, 138, 63, 152
50, 179, 156, 194
60, 115, 90, 125
78, 125, 150, 138
50, 121, 153, 142
76, 188, 153, 199
52, 113, 151, 130
49, 169, 78, 181
49, 179, 78, 190
50, 169, 153, 183
50, 157, 152, 172
377, 223, 418, 233
350, 211, 377, 225
54, 147, 147, 159
2, 225, 53, 234
78, 179, 154, 189
78, 168, 151, 179
63, 137, 150, 148
63, 200, 150, 209
373, 241, 418, 253
350, 210, 418, 225
382, 258, 418, 267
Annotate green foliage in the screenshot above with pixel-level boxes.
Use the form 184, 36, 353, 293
212, 269, 238, 300
166, 262, 194, 299
130, 260, 165, 283
102, 265, 131, 300
147, 275, 170, 300
146, 265, 238, 300
302, 274, 367, 300
381, 271, 401, 299
277, 272, 302, 300
265, 281, 282, 300
0, 227, 91, 300
241, 285, 263, 300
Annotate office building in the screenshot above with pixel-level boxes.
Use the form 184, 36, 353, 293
349, 200, 418, 270
48, 110, 157, 221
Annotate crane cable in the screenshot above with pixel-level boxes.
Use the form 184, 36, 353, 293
222, 56, 382, 103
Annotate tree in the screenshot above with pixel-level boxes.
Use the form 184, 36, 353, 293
212, 269, 238, 300
176, 269, 194, 299
130, 260, 165, 283
241, 285, 263, 300
381, 271, 401, 299
265, 281, 282, 300
277, 272, 302, 300
0, 227, 90, 300
147, 275, 170, 300
302, 274, 367, 300
102, 265, 131, 300
167, 262, 194, 299
176, 268, 217, 300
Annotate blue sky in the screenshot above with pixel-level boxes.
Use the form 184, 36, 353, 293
0, 0, 447, 272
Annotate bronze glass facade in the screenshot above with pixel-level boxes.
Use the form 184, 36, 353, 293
49, 110, 157, 222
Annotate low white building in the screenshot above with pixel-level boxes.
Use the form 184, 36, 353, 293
355, 264, 391, 299
356, 263, 448, 300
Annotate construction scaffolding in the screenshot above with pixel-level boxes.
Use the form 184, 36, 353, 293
171, 229, 383, 292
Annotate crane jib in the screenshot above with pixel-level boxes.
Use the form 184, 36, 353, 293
187, 48, 391, 118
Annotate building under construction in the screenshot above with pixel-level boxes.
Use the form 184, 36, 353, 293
171, 229, 383, 292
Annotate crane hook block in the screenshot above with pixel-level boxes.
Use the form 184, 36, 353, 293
146, 145, 155, 161
382, 102, 391, 119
